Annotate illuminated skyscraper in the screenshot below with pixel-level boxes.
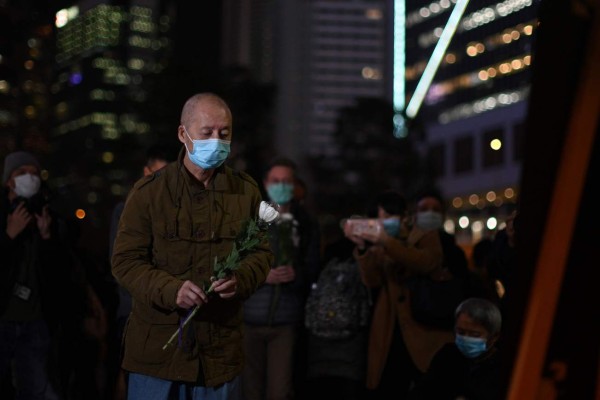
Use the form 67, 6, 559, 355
222, 0, 392, 161
223, 0, 540, 232
400, 0, 540, 242
50, 1, 173, 228
300, 1, 391, 157
0, 2, 56, 158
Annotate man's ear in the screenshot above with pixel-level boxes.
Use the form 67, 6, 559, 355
177, 125, 186, 144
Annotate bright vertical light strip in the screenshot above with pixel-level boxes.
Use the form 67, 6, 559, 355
393, 0, 406, 112
405, 0, 470, 119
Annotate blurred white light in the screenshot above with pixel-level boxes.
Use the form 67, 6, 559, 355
55, 6, 78, 28
458, 216, 470, 229
472, 220, 484, 233
487, 217, 498, 230
444, 219, 455, 234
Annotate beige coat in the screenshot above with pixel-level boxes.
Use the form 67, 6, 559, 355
356, 227, 454, 389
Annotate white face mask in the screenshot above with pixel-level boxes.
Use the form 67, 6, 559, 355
14, 173, 41, 199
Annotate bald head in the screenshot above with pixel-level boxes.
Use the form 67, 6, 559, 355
180, 93, 232, 128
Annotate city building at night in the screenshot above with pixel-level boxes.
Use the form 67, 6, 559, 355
0, 0, 540, 247
221, 0, 392, 169
49, 0, 173, 231
0, 3, 56, 161
222, 0, 541, 244
401, 0, 541, 243
300, 0, 391, 158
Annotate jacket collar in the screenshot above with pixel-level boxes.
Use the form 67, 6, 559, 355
173, 146, 232, 192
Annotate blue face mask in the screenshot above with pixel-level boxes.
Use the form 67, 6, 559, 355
416, 211, 443, 231
184, 127, 230, 170
382, 218, 401, 237
455, 334, 487, 359
267, 183, 294, 205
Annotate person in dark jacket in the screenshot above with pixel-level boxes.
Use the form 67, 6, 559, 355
112, 93, 274, 399
408, 297, 503, 400
414, 190, 493, 321
414, 189, 469, 280
0, 151, 74, 399
242, 157, 321, 400
487, 209, 518, 305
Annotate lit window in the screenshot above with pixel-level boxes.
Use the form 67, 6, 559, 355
365, 8, 382, 20
490, 139, 502, 150
102, 152, 114, 163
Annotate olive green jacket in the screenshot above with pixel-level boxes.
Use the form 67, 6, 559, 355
111, 158, 273, 386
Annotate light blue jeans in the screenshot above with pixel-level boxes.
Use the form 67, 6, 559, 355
128, 372, 241, 400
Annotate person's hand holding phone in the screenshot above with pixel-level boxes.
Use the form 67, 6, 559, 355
343, 219, 368, 249
355, 219, 387, 245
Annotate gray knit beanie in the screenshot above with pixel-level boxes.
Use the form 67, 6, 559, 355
2, 151, 41, 184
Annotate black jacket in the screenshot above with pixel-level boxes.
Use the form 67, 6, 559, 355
408, 343, 502, 400
0, 189, 75, 331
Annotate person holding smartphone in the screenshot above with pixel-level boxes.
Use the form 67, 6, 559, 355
342, 190, 453, 400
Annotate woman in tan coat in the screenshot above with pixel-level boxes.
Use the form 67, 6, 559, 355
343, 190, 454, 399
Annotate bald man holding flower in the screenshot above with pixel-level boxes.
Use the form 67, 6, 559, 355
112, 93, 274, 400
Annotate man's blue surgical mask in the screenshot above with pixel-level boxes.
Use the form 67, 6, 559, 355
416, 211, 443, 231
382, 218, 401, 237
184, 126, 230, 170
455, 334, 487, 359
267, 183, 294, 205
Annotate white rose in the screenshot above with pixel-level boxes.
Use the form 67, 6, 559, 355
259, 201, 280, 224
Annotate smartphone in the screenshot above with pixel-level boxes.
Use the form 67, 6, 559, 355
346, 218, 381, 236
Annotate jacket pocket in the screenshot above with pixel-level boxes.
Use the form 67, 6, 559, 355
126, 315, 177, 365
133, 301, 179, 325
216, 218, 242, 240
209, 219, 244, 263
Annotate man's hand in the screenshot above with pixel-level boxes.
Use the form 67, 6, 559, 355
35, 205, 52, 240
176, 280, 208, 309
265, 265, 296, 284
210, 275, 238, 299
6, 202, 31, 239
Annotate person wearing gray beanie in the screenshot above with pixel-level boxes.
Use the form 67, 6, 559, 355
0, 149, 71, 398
2, 150, 41, 185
